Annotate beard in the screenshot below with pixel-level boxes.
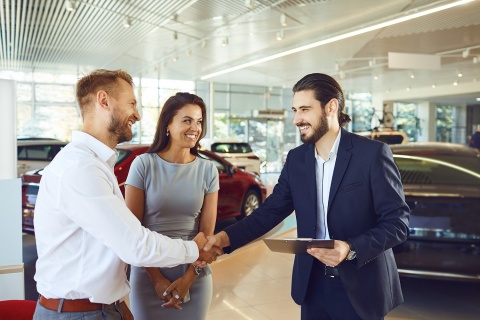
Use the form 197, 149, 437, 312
108, 110, 133, 144
299, 109, 329, 144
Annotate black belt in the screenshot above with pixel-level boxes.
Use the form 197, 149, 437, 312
313, 259, 340, 278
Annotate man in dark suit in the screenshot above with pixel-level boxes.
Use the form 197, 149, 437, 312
206, 73, 410, 320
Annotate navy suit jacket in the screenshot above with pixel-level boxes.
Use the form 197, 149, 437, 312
224, 128, 410, 319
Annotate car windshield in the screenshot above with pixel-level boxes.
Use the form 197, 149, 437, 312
211, 143, 252, 154
115, 149, 131, 166
393, 155, 480, 186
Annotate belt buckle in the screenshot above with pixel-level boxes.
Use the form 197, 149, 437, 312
324, 265, 335, 278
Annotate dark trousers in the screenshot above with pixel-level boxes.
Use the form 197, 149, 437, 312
301, 260, 371, 320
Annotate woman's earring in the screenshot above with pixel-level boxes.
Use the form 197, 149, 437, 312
166, 131, 169, 137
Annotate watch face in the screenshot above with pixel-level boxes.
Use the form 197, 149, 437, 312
347, 250, 356, 260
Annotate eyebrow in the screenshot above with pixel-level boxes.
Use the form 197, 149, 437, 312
292, 105, 312, 110
182, 116, 203, 120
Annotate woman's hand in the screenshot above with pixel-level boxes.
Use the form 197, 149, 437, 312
162, 274, 195, 309
153, 277, 173, 303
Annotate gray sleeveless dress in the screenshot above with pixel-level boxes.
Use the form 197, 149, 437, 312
126, 153, 219, 320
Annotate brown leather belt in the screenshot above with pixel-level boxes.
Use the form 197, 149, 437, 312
39, 295, 117, 312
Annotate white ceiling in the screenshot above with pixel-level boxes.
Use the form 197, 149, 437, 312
1, 0, 479, 105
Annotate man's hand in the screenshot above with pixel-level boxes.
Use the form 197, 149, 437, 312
198, 245, 223, 264
203, 231, 231, 251
192, 232, 219, 267
306, 240, 350, 267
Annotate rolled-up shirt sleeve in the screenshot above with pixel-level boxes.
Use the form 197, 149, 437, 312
58, 161, 198, 267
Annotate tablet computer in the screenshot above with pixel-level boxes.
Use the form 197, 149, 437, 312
263, 238, 335, 254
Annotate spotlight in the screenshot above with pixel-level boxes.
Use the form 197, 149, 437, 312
473, 56, 478, 64
410, 73, 415, 79
462, 48, 470, 58
280, 13, 287, 27
276, 30, 284, 41
221, 37, 229, 47
373, 74, 378, 80
245, 0, 255, 9
172, 56, 178, 62
432, 84, 436, 88
406, 86, 411, 91
453, 80, 458, 86
65, 0, 76, 12
123, 17, 132, 28
457, 70, 462, 77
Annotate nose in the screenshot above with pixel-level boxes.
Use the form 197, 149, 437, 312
133, 108, 141, 121
293, 112, 301, 126
190, 121, 200, 132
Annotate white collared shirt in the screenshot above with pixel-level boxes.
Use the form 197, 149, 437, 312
314, 130, 341, 239
34, 131, 199, 304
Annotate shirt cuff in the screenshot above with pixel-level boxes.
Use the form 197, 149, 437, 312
184, 240, 200, 263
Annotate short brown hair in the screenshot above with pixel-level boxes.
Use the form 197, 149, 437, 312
75, 69, 133, 117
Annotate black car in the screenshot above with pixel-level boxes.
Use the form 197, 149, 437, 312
391, 142, 480, 281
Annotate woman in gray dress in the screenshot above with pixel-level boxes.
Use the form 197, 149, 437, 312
125, 92, 219, 320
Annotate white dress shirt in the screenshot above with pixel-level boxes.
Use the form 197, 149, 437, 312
34, 131, 199, 304
314, 130, 341, 240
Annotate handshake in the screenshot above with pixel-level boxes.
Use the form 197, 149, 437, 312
191, 232, 230, 267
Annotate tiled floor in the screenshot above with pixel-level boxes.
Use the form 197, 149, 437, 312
206, 226, 480, 320
207, 228, 300, 320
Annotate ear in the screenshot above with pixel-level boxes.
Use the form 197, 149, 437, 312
326, 98, 339, 116
96, 90, 110, 111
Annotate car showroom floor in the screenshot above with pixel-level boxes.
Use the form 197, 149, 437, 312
22, 173, 480, 319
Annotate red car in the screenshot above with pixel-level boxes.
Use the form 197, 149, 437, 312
21, 144, 267, 234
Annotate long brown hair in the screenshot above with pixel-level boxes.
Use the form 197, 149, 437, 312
147, 92, 207, 156
293, 73, 351, 127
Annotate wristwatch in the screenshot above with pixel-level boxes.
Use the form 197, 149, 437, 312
345, 241, 357, 261
192, 264, 202, 276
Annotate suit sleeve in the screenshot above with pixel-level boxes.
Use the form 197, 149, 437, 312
223, 152, 295, 252
351, 143, 410, 267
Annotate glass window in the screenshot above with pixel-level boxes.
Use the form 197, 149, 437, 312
35, 84, 75, 103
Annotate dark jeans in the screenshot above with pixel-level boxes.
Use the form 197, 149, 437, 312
33, 300, 123, 320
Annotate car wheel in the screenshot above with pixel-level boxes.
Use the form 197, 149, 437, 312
237, 189, 260, 221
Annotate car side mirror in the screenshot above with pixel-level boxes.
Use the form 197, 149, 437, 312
228, 165, 235, 177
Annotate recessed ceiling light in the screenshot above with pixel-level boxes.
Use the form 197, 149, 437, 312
476, 98, 480, 101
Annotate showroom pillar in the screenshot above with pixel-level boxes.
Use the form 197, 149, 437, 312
0, 79, 24, 300
417, 102, 436, 142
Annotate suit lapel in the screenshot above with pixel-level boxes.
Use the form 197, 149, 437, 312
328, 129, 352, 209
305, 145, 317, 210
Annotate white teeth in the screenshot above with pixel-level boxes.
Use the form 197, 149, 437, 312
299, 126, 309, 130
186, 134, 196, 139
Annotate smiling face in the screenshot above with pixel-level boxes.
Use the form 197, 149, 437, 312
292, 89, 329, 144
107, 78, 140, 144
167, 104, 203, 149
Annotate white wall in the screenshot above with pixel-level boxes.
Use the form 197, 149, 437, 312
0, 79, 24, 300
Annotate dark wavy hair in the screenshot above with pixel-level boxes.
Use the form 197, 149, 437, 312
147, 92, 207, 156
293, 73, 351, 127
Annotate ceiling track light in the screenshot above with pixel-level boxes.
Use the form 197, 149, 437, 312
410, 73, 415, 79
123, 16, 132, 28
245, 0, 255, 9
432, 83, 436, 88
280, 13, 287, 27
457, 70, 463, 77
276, 30, 284, 41
172, 56, 178, 62
201, 0, 473, 80
65, 0, 76, 12
462, 48, 470, 58
221, 37, 229, 47
453, 80, 458, 86
473, 56, 478, 64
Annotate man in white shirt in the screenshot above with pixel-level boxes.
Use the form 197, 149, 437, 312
33, 69, 218, 319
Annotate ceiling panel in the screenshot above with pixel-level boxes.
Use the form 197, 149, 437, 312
0, 0, 479, 105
